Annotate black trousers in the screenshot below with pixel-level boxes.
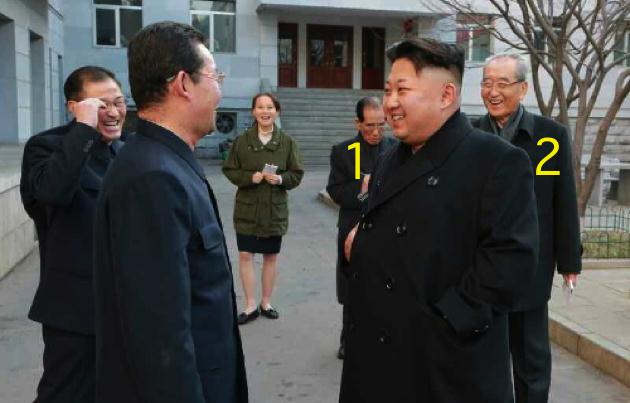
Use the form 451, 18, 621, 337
509, 303, 552, 403
35, 325, 95, 403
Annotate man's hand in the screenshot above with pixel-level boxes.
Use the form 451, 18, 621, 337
252, 172, 264, 184
263, 173, 282, 185
361, 174, 371, 194
562, 273, 579, 287
72, 98, 105, 129
344, 224, 359, 262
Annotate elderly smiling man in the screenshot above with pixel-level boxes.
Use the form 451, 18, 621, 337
474, 53, 582, 403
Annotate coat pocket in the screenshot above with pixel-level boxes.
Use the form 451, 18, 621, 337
234, 199, 257, 224
271, 190, 288, 222
198, 223, 224, 251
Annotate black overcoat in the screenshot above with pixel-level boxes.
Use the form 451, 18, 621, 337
93, 119, 247, 403
326, 134, 396, 303
20, 120, 123, 335
339, 112, 539, 403
474, 109, 582, 309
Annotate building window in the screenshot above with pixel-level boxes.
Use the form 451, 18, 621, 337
533, 18, 562, 64
456, 15, 492, 63
614, 28, 630, 67
93, 0, 142, 48
191, 1, 236, 53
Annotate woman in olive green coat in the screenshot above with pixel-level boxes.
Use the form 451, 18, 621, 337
223, 92, 304, 325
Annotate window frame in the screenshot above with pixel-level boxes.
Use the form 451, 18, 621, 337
614, 29, 630, 67
456, 15, 493, 63
93, 2, 142, 48
190, 6, 236, 54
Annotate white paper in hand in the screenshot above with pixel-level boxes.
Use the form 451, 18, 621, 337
262, 163, 278, 175
562, 279, 574, 304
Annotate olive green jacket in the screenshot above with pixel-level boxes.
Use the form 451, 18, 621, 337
223, 126, 304, 237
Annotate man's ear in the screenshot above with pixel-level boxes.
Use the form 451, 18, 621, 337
354, 117, 362, 131
170, 71, 192, 100
519, 81, 529, 101
66, 100, 77, 116
441, 83, 458, 109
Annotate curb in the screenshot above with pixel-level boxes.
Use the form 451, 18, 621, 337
549, 312, 630, 387
582, 259, 630, 270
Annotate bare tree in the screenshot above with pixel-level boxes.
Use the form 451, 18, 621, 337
422, 0, 630, 215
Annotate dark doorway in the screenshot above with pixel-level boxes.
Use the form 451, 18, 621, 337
362, 27, 385, 90
278, 23, 298, 88
307, 24, 353, 89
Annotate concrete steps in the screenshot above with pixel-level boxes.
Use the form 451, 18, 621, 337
277, 87, 385, 166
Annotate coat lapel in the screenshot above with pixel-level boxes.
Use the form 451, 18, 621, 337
367, 111, 473, 214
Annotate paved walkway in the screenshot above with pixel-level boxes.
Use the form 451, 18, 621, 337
0, 164, 628, 402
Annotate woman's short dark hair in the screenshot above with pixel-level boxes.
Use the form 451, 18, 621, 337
386, 37, 465, 86
63, 66, 121, 102
355, 96, 381, 122
127, 21, 206, 110
251, 92, 281, 113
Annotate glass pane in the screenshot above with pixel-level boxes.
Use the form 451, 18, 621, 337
120, 9, 142, 47
334, 40, 349, 67
96, 8, 116, 46
94, 0, 142, 6
213, 13, 235, 52
191, 1, 235, 12
279, 38, 293, 65
533, 30, 545, 51
363, 30, 383, 69
472, 30, 490, 61
191, 13, 211, 37
456, 29, 470, 61
310, 39, 325, 66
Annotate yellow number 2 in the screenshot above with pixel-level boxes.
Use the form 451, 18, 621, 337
536, 137, 560, 176
348, 142, 361, 180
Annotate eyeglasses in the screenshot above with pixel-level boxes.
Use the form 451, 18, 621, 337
480, 79, 524, 91
99, 100, 127, 111
362, 122, 387, 131
166, 70, 226, 85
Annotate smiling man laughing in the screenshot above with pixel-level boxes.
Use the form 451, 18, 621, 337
20, 65, 127, 403
339, 38, 539, 403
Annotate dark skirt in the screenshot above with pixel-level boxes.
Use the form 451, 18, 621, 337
236, 233, 282, 254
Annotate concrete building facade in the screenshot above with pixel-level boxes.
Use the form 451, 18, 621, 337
0, 0, 64, 144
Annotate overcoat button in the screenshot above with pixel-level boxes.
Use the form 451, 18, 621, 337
367, 223, 373, 229
352, 271, 359, 280
395, 224, 407, 236
385, 277, 396, 291
378, 330, 391, 344
427, 176, 439, 186
349, 323, 356, 332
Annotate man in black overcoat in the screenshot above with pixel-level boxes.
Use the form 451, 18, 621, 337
93, 22, 247, 403
474, 53, 582, 403
20, 66, 127, 402
326, 96, 395, 359
339, 38, 539, 403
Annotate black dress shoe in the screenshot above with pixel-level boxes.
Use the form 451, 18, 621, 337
259, 305, 279, 319
237, 308, 259, 325
337, 344, 345, 360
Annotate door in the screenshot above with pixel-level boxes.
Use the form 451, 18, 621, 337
362, 27, 385, 90
307, 25, 353, 88
278, 23, 298, 87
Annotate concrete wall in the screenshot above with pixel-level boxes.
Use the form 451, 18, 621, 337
0, 172, 36, 281
0, 0, 64, 143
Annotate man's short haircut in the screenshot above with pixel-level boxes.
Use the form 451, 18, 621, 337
128, 21, 206, 110
355, 96, 381, 122
386, 37, 465, 86
484, 53, 529, 82
63, 66, 121, 102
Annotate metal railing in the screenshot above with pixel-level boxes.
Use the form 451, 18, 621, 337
582, 206, 630, 258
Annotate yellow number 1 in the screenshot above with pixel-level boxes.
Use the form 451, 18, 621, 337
536, 137, 560, 176
348, 142, 361, 180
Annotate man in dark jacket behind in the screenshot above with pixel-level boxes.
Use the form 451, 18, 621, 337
93, 21, 247, 403
474, 53, 582, 403
20, 65, 126, 402
326, 96, 395, 359
340, 38, 539, 403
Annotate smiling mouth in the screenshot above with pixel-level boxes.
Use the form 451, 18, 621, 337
101, 121, 120, 130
